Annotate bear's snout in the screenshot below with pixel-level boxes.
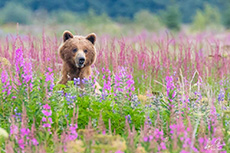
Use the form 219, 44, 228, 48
74, 51, 86, 68
79, 57, 85, 66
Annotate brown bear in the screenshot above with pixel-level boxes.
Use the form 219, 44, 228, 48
58, 30, 97, 86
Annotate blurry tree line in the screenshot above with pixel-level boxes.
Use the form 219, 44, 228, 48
0, 0, 230, 31
0, 0, 225, 22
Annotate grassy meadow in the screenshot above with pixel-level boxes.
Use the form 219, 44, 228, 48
0, 25, 230, 153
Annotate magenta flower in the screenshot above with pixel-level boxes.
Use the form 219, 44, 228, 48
14, 48, 33, 87
198, 137, 204, 144
160, 142, 166, 150
43, 104, 51, 110
10, 125, 18, 135
18, 138, 24, 149
180, 150, 189, 153
48, 117, 53, 123
32, 138, 39, 146
45, 68, 54, 91
69, 124, 78, 131
42, 117, 46, 122
1, 70, 7, 83
68, 124, 78, 141
68, 134, 78, 141
43, 123, 51, 128
42, 110, 52, 116
115, 151, 124, 153
1, 70, 12, 95
143, 136, 148, 142
45, 71, 54, 82
47, 67, 53, 72
20, 128, 30, 136
23, 60, 33, 84
15, 48, 24, 73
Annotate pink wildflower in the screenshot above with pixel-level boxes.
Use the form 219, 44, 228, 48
42, 110, 52, 116
143, 136, 148, 142
43, 104, 51, 110
10, 125, 18, 135
43, 123, 51, 128
42, 117, 46, 122
18, 138, 24, 149
20, 128, 30, 136
32, 138, 39, 146
115, 151, 124, 153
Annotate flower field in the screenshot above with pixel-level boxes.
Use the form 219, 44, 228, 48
0, 31, 230, 152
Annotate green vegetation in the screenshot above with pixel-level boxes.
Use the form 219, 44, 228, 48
223, 3, 230, 29
0, 2, 32, 24
161, 5, 181, 31
134, 10, 163, 31
191, 4, 221, 31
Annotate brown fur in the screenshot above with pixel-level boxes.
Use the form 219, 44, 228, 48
58, 30, 96, 85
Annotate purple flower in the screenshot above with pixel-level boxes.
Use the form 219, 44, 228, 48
218, 90, 225, 102
74, 78, 80, 85
82, 78, 88, 84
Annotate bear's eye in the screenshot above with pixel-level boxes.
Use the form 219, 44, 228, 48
84, 50, 88, 53
73, 48, 78, 53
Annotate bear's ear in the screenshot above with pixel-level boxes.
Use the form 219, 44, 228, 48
63, 30, 73, 42
86, 33, 96, 45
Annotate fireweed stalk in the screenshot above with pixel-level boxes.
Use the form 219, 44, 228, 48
1, 69, 11, 96
15, 48, 33, 89
41, 104, 52, 134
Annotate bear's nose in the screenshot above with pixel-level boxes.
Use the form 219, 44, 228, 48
79, 57, 85, 65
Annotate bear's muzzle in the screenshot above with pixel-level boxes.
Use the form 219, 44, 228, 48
75, 50, 86, 68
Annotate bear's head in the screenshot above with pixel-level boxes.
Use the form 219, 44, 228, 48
59, 30, 96, 68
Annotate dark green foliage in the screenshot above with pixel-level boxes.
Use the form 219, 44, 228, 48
191, 3, 221, 31
223, 4, 230, 29
162, 5, 181, 31
0, 2, 32, 24
51, 10, 79, 24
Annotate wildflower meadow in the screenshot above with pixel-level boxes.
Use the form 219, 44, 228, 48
1, 31, 230, 153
